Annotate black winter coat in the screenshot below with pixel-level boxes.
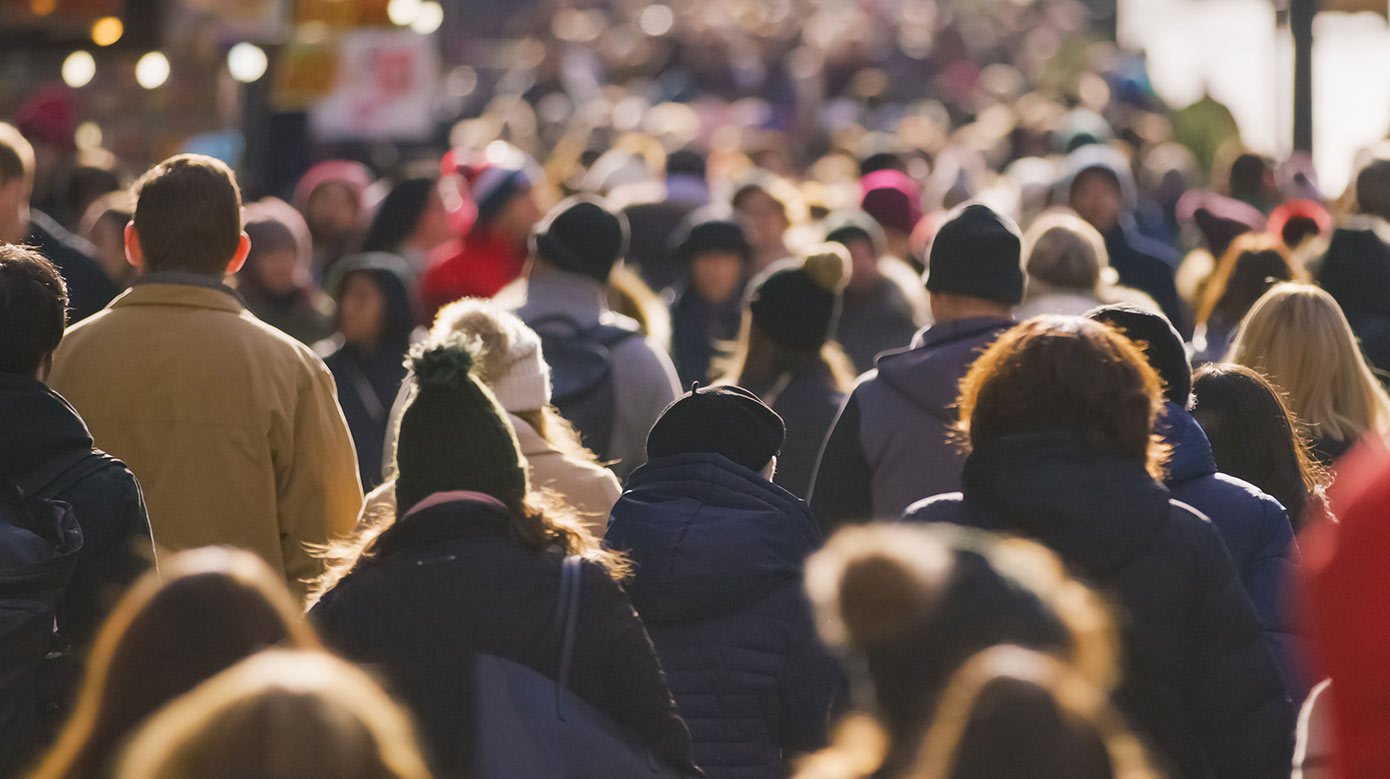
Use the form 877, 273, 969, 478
0, 374, 153, 648
310, 498, 698, 778
1159, 403, 1307, 699
606, 454, 839, 779
903, 431, 1294, 779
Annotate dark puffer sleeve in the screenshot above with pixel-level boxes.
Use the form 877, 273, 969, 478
808, 390, 874, 535
1184, 517, 1296, 779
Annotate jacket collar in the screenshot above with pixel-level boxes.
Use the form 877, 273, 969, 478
909, 316, 1015, 350
515, 269, 608, 328
370, 496, 515, 562
114, 273, 246, 313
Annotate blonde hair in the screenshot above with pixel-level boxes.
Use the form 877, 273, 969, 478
113, 650, 432, 779
1023, 212, 1107, 293
1226, 283, 1390, 445
908, 646, 1162, 779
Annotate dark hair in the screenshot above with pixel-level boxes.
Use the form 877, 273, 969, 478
65, 163, 122, 227
959, 317, 1167, 477
1354, 156, 1390, 220
665, 148, 707, 179
1191, 363, 1329, 530
361, 176, 436, 254
1196, 234, 1295, 330
131, 154, 243, 275
1228, 152, 1271, 201
0, 122, 34, 185
0, 244, 67, 375
31, 548, 318, 779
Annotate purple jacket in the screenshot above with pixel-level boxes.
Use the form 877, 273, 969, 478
808, 317, 1013, 534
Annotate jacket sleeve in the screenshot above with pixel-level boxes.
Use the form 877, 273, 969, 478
778, 593, 841, 756
277, 359, 365, 603
585, 566, 700, 776
808, 390, 874, 536
608, 340, 682, 479
63, 463, 156, 648
1244, 497, 1310, 701
1185, 518, 1296, 779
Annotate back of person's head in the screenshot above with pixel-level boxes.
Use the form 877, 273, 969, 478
1192, 363, 1327, 530
1086, 304, 1190, 408
1196, 233, 1294, 329
960, 316, 1165, 475
665, 147, 707, 180
0, 121, 35, 187
0, 244, 66, 377
825, 210, 888, 258
647, 383, 786, 474
1355, 154, 1390, 221
32, 548, 317, 779
747, 243, 852, 353
131, 154, 243, 276
1023, 212, 1107, 293
428, 298, 551, 415
909, 646, 1161, 779
361, 176, 437, 253
804, 524, 1116, 772
1267, 199, 1330, 251
530, 195, 628, 283
926, 202, 1024, 309
113, 650, 431, 779
242, 198, 312, 295
1226, 283, 1390, 444
1227, 152, 1272, 202
861, 169, 924, 237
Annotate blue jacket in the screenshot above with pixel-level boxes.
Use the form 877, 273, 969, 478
904, 431, 1294, 779
1159, 403, 1307, 699
607, 454, 839, 779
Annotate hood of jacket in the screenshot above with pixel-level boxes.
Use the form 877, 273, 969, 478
606, 452, 821, 625
328, 252, 421, 344
873, 317, 1014, 424
961, 430, 1172, 574
0, 374, 94, 478
1158, 402, 1219, 488
1056, 144, 1138, 211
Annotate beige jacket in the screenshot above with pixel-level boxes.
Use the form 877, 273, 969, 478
510, 413, 620, 535
49, 281, 363, 601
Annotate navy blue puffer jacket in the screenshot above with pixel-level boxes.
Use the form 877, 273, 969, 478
606, 454, 840, 779
1159, 403, 1307, 699
904, 431, 1294, 779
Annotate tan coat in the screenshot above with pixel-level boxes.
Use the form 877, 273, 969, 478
49, 282, 363, 601
509, 413, 620, 535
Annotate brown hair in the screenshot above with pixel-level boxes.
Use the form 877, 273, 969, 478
1196, 233, 1296, 329
131, 154, 243, 275
0, 122, 35, 186
959, 316, 1168, 479
0, 244, 67, 376
721, 314, 856, 394
1023, 212, 1107, 292
30, 549, 319, 779
113, 650, 432, 779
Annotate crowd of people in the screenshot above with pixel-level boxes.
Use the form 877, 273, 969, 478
4, 2, 1390, 778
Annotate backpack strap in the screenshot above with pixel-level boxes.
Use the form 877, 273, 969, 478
554, 555, 584, 720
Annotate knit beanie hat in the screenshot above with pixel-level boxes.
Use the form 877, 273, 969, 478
647, 383, 785, 473
749, 244, 851, 351
1087, 303, 1191, 406
674, 209, 752, 266
429, 298, 552, 413
531, 196, 629, 283
926, 202, 1025, 305
394, 336, 529, 514
825, 210, 887, 257
443, 143, 538, 225
860, 169, 924, 235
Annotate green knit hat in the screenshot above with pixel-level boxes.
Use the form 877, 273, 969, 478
394, 336, 530, 514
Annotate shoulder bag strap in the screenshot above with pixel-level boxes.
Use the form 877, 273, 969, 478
554, 554, 584, 720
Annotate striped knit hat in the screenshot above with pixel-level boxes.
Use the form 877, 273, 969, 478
442, 142, 538, 225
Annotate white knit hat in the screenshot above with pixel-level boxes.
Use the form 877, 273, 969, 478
430, 299, 551, 413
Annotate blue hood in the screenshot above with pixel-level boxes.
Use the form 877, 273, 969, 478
606, 453, 821, 625
1158, 402, 1219, 487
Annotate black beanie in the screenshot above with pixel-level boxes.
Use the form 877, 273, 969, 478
925, 203, 1025, 305
748, 244, 851, 351
395, 338, 529, 514
647, 383, 786, 473
674, 210, 752, 266
532, 196, 629, 283
1087, 303, 1191, 406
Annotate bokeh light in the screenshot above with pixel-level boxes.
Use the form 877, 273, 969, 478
227, 43, 269, 83
387, 0, 421, 26
136, 52, 171, 90
638, 4, 674, 37
411, 1, 443, 34
91, 17, 124, 47
62, 51, 97, 88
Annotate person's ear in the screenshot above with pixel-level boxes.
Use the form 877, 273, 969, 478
124, 221, 144, 270
226, 231, 251, 275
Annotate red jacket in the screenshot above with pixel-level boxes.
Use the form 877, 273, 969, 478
420, 227, 526, 323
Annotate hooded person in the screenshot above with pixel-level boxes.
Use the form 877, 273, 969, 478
605, 384, 839, 779
239, 198, 336, 345
810, 203, 1022, 533
508, 195, 681, 477
1058, 145, 1190, 337
1316, 151, 1390, 373
316, 253, 421, 490
420, 145, 544, 320
668, 210, 755, 386
292, 160, 372, 276
824, 210, 927, 373
724, 244, 857, 498
310, 338, 698, 778
1088, 304, 1307, 699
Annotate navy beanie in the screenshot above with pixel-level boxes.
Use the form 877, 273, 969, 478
748, 245, 851, 351
925, 203, 1025, 305
647, 383, 786, 473
532, 196, 629, 283
1087, 303, 1191, 406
